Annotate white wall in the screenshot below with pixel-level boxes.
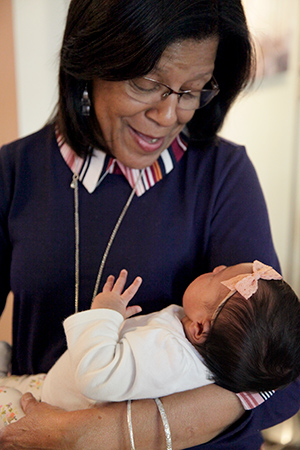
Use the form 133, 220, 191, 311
12, 0, 70, 136
10, 0, 300, 295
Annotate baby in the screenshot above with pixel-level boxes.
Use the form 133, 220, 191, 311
0, 260, 299, 426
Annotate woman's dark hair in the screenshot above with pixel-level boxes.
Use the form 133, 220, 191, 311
55, 0, 256, 157
197, 280, 300, 393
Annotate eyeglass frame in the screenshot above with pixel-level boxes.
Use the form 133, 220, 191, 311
126, 75, 220, 110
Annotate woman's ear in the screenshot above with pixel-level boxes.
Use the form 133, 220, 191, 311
190, 320, 211, 344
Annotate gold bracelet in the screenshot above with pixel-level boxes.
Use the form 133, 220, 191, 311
155, 398, 172, 450
127, 399, 136, 450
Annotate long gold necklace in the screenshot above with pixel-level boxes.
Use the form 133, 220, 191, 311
71, 169, 144, 313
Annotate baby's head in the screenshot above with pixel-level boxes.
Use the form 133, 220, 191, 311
182, 262, 254, 345
182, 261, 300, 393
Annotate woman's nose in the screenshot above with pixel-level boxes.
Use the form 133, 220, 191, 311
145, 96, 188, 127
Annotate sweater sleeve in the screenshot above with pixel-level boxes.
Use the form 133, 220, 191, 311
63, 309, 135, 402
0, 145, 13, 312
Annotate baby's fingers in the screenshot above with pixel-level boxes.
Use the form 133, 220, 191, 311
121, 276, 143, 301
111, 269, 128, 293
125, 305, 142, 319
102, 275, 115, 292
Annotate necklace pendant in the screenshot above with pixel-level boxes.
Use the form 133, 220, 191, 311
71, 173, 79, 189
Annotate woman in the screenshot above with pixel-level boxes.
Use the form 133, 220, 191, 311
0, 0, 299, 448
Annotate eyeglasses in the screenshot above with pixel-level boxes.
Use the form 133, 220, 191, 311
125, 76, 220, 111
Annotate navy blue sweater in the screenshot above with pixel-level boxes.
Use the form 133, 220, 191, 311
0, 124, 299, 449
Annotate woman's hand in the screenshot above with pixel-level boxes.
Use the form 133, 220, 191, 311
0, 393, 131, 450
0, 393, 86, 450
0, 393, 70, 449
0, 393, 164, 450
0, 385, 244, 450
91, 269, 142, 318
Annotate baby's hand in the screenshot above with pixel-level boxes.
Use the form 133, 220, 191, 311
91, 269, 142, 318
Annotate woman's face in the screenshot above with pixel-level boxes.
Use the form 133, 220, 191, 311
92, 38, 219, 169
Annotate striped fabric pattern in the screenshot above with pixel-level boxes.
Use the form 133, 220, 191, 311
56, 129, 188, 196
237, 390, 275, 410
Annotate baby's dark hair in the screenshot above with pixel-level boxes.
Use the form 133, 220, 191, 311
196, 279, 300, 393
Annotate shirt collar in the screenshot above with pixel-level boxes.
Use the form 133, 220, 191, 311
56, 127, 188, 197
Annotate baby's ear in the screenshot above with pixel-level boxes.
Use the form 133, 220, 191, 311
190, 320, 211, 344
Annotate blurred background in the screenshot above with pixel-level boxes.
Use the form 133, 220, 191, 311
0, 1, 300, 447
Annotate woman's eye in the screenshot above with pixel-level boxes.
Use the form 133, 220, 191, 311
182, 92, 200, 100
131, 79, 160, 93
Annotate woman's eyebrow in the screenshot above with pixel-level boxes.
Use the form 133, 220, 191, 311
151, 66, 213, 81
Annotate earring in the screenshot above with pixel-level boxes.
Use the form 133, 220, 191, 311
81, 84, 91, 116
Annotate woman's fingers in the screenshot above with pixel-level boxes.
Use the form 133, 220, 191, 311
0, 394, 68, 450
20, 392, 39, 413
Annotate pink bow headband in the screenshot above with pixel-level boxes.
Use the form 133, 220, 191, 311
211, 260, 282, 322
221, 260, 282, 299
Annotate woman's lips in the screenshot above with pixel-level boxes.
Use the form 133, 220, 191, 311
129, 127, 165, 152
